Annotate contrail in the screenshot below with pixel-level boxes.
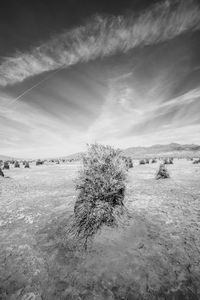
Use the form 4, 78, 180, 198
6, 66, 65, 108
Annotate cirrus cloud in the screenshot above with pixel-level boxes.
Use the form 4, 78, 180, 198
0, 0, 200, 86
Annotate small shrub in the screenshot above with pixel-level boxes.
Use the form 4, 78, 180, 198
139, 159, 146, 165
156, 164, 170, 180
151, 158, 157, 163
68, 143, 129, 248
145, 158, 149, 164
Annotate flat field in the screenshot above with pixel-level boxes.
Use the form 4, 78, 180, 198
0, 160, 200, 299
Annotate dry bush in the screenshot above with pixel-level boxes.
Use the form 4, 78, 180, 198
151, 158, 157, 163
67, 143, 130, 249
156, 163, 170, 180
145, 158, 150, 164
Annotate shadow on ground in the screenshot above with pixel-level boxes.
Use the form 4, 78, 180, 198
1, 209, 199, 300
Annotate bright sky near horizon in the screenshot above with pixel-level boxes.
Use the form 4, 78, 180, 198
0, 0, 200, 158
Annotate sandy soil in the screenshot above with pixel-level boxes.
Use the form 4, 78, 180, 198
0, 160, 200, 299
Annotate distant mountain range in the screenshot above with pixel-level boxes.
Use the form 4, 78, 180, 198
0, 143, 200, 161
0, 155, 17, 161
62, 143, 200, 159
123, 143, 200, 158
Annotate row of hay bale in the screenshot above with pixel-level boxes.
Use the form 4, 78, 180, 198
0, 156, 82, 172
0, 160, 30, 170
139, 157, 174, 165
35, 157, 80, 165
139, 158, 157, 164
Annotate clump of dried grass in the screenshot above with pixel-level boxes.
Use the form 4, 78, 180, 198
139, 159, 146, 165
3, 161, 9, 170
156, 163, 170, 180
14, 161, 20, 168
24, 162, 30, 168
67, 143, 130, 248
121, 156, 133, 169
193, 158, 200, 164
36, 159, 44, 166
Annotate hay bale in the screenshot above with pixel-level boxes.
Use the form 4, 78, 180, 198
163, 158, 169, 164
121, 156, 133, 169
127, 157, 133, 168
156, 164, 170, 180
3, 161, 9, 170
14, 161, 20, 168
0, 168, 4, 177
193, 158, 200, 164
24, 162, 30, 168
36, 159, 44, 166
68, 143, 129, 248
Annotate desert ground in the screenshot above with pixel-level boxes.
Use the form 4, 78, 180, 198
0, 159, 200, 299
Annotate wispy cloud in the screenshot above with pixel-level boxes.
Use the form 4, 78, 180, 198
0, 92, 88, 157
0, 0, 200, 86
125, 88, 200, 137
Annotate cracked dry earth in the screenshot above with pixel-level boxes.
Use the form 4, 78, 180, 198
0, 160, 200, 300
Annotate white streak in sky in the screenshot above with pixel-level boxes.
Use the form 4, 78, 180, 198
5, 66, 65, 107
0, 0, 200, 86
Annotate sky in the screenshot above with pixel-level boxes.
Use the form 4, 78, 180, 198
0, 0, 200, 158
